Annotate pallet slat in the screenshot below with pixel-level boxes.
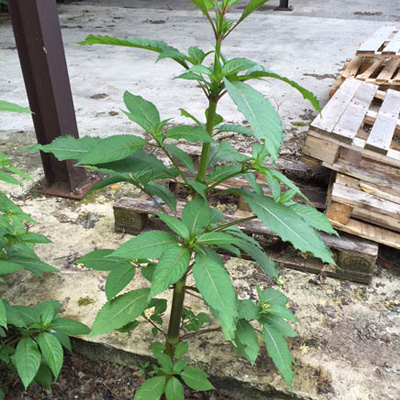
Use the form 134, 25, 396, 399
382, 30, 400, 55
357, 26, 398, 56
365, 89, 400, 154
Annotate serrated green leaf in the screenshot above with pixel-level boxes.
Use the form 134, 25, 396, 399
150, 246, 190, 297
165, 144, 195, 173
209, 141, 248, 166
188, 46, 207, 65
141, 263, 156, 283
222, 58, 257, 76
174, 341, 189, 359
53, 331, 72, 351
187, 179, 207, 199
262, 325, 294, 388
78, 249, 132, 271
239, 0, 271, 22
257, 287, 288, 306
243, 66, 320, 112
180, 366, 214, 391
5, 166, 33, 181
14, 337, 41, 389
216, 124, 253, 136
235, 239, 278, 279
182, 198, 212, 237
91, 288, 150, 335
193, 254, 238, 340
0, 299, 6, 328
175, 71, 207, 82
0, 193, 35, 222
267, 168, 309, 202
235, 319, 259, 364
224, 79, 283, 161
123, 91, 160, 133
0, 260, 23, 275
238, 299, 259, 320
165, 126, 214, 143
264, 170, 281, 202
26, 136, 101, 162
112, 231, 179, 259
18, 232, 51, 244
34, 364, 53, 390
0, 100, 31, 113
34, 301, 61, 326
156, 213, 190, 239
241, 191, 335, 264
207, 164, 242, 184
105, 264, 136, 301
188, 0, 214, 14
134, 376, 166, 400
166, 376, 184, 400
77, 135, 146, 165
197, 232, 239, 246
265, 304, 297, 322
289, 204, 338, 236
37, 332, 63, 379
79, 35, 188, 68
261, 314, 297, 338
12, 306, 40, 327
0, 170, 21, 185
50, 318, 90, 336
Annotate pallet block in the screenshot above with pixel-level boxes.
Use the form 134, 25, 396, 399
325, 173, 400, 249
113, 197, 378, 284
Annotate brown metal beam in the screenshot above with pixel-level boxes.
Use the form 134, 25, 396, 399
8, 0, 98, 199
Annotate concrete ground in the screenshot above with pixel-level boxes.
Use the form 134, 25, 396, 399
1, 1, 400, 400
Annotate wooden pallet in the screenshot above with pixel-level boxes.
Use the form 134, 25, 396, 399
330, 55, 400, 97
357, 26, 400, 57
325, 173, 400, 249
303, 78, 400, 194
113, 197, 378, 284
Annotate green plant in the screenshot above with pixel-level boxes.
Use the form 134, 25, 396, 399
0, 101, 90, 398
30, 0, 337, 397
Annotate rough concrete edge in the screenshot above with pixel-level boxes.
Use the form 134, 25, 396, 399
71, 338, 304, 400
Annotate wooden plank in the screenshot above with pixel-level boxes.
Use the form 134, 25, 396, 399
382, 30, 400, 55
357, 26, 397, 55
376, 58, 400, 82
365, 89, 400, 154
335, 173, 400, 205
331, 83, 377, 142
331, 218, 400, 250
342, 56, 363, 78
352, 206, 400, 233
331, 182, 400, 219
358, 59, 383, 80
311, 79, 363, 133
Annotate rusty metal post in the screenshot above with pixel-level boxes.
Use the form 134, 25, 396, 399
8, 0, 99, 199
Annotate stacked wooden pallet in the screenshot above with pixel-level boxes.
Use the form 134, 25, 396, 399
330, 26, 400, 97
303, 77, 400, 249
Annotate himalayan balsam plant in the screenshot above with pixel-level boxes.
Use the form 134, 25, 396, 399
32, 0, 337, 398
0, 101, 90, 399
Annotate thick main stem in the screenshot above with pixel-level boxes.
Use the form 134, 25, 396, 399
197, 99, 218, 183
165, 277, 186, 358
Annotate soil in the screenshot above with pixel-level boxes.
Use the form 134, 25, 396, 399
1, 352, 237, 400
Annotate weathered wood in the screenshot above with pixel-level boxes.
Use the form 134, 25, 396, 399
365, 89, 400, 154
113, 197, 378, 284
331, 83, 377, 142
326, 201, 353, 225
358, 59, 383, 80
376, 58, 400, 82
357, 26, 398, 56
330, 218, 400, 250
382, 30, 400, 55
312, 79, 363, 133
